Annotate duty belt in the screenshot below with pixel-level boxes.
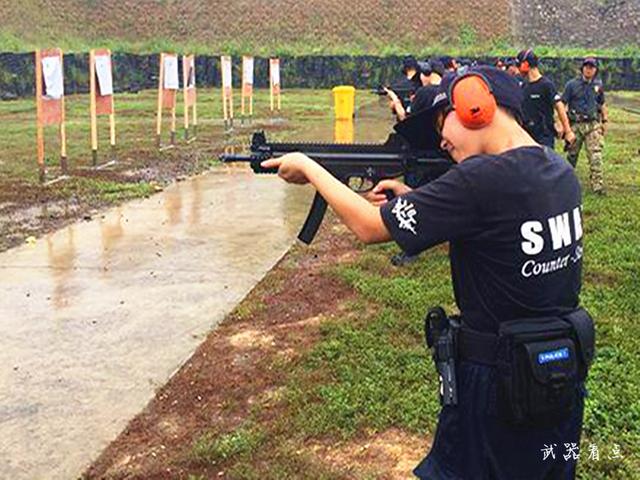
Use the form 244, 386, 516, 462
570, 112, 597, 123
457, 327, 499, 366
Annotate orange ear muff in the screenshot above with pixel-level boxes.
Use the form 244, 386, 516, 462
450, 74, 497, 129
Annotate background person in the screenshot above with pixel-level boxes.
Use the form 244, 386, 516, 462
517, 49, 575, 148
562, 57, 608, 194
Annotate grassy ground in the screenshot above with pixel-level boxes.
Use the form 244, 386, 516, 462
2, 27, 639, 58
0, 87, 360, 250
183, 98, 640, 478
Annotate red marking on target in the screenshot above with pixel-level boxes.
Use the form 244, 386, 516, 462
39, 48, 64, 125
93, 49, 114, 116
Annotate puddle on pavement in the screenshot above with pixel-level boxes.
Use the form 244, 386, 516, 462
0, 99, 395, 479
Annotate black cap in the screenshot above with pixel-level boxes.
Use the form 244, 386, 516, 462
394, 66, 524, 149
402, 56, 419, 74
417, 61, 432, 75
505, 57, 518, 68
582, 57, 598, 68
428, 58, 445, 77
516, 49, 538, 67
436, 66, 523, 115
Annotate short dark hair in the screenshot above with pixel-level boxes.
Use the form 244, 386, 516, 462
440, 56, 457, 70
402, 56, 419, 73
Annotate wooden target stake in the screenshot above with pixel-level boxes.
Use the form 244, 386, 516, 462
89, 48, 117, 167
269, 58, 282, 113
221, 55, 234, 130
35, 49, 45, 183
241, 56, 254, 124
182, 54, 197, 142
156, 53, 179, 150
35, 48, 68, 184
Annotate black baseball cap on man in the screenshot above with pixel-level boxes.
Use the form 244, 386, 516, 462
394, 66, 524, 150
582, 57, 598, 68
417, 61, 432, 75
402, 56, 419, 74
428, 58, 446, 77
516, 49, 539, 68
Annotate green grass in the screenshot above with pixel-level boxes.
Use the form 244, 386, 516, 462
192, 422, 265, 464
188, 97, 640, 478
1, 29, 639, 58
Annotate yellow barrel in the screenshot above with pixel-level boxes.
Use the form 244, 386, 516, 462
332, 86, 356, 119
334, 119, 354, 144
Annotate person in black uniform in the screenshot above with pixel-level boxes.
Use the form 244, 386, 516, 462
409, 60, 444, 114
261, 66, 593, 480
517, 49, 575, 148
386, 56, 423, 121
402, 55, 423, 90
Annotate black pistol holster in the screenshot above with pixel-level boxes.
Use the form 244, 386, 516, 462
425, 307, 461, 406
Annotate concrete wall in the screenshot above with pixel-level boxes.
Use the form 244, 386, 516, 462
512, 0, 640, 47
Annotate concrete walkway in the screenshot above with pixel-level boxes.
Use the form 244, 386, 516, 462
0, 170, 312, 478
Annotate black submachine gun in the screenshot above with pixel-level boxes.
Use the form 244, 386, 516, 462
371, 79, 417, 107
219, 130, 451, 244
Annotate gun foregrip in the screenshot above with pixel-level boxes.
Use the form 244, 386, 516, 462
250, 163, 279, 174
298, 192, 328, 244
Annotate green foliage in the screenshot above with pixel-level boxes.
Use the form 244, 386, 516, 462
458, 24, 478, 48
1, 25, 639, 58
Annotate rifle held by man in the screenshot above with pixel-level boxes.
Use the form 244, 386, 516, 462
219, 131, 451, 244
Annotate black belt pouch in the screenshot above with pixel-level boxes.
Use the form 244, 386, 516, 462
496, 314, 588, 427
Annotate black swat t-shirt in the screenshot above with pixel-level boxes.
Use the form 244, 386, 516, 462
380, 146, 583, 333
522, 77, 562, 140
409, 85, 439, 115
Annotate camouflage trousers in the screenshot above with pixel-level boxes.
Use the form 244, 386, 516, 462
567, 120, 605, 193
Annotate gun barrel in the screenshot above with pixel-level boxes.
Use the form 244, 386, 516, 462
219, 153, 254, 163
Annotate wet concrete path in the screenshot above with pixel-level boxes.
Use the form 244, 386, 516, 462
0, 101, 392, 478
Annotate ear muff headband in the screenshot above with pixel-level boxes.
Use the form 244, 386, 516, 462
448, 72, 497, 129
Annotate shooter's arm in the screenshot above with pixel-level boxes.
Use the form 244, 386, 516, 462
262, 154, 391, 244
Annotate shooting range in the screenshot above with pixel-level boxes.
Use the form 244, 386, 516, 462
269, 57, 282, 112
156, 52, 179, 149
182, 54, 197, 141
221, 55, 234, 129
89, 48, 116, 167
241, 55, 254, 123
35, 48, 68, 183
1, 1, 639, 478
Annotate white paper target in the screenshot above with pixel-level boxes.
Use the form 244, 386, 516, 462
42, 56, 64, 99
222, 57, 232, 88
270, 60, 280, 86
243, 57, 254, 85
95, 55, 113, 96
163, 55, 179, 90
